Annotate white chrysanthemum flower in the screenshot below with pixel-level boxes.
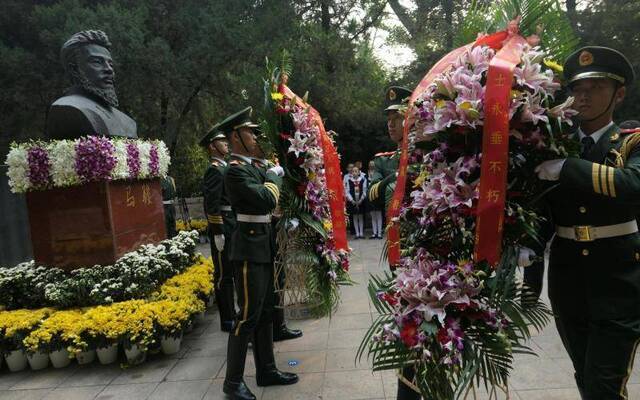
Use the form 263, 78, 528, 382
5, 144, 31, 193
138, 141, 152, 178
49, 140, 80, 187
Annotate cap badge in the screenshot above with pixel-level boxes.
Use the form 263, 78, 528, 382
579, 50, 594, 66
389, 89, 396, 101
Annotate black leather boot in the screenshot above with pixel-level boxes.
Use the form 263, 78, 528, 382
223, 334, 256, 400
253, 323, 299, 387
217, 284, 236, 332
272, 307, 302, 342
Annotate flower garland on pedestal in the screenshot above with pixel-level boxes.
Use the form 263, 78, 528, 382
359, 28, 579, 398
262, 56, 351, 317
5, 137, 170, 193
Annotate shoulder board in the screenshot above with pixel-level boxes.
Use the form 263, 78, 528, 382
374, 151, 395, 157
620, 128, 640, 136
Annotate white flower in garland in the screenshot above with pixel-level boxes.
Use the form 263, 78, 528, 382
49, 140, 80, 187
138, 141, 152, 178
5, 144, 30, 193
156, 140, 171, 176
111, 140, 129, 180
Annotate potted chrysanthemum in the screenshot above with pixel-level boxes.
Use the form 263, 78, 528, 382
0, 309, 51, 371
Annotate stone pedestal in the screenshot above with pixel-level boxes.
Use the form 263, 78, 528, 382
26, 179, 166, 269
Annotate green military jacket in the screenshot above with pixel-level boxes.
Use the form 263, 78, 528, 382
224, 154, 282, 264
543, 124, 640, 319
368, 150, 400, 211
203, 158, 236, 242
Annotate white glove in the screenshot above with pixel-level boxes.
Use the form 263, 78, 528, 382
214, 234, 225, 252
268, 165, 285, 177
534, 159, 566, 181
517, 247, 536, 267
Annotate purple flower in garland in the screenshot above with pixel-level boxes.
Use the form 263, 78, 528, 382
149, 143, 160, 176
75, 136, 117, 182
126, 142, 141, 178
27, 146, 51, 188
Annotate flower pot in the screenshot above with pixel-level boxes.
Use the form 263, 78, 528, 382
5, 350, 28, 372
49, 349, 71, 369
194, 311, 205, 325
27, 350, 49, 370
207, 294, 215, 308
76, 349, 96, 365
96, 343, 118, 365
185, 321, 194, 333
199, 235, 207, 244
161, 334, 183, 355
124, 345, 147, 365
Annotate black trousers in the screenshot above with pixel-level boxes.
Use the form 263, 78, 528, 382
232, 261, 276, 336
164, 205, 176, 238
272, 260, 287, 328
549, 263, 640, 399
212, 243, 235, 324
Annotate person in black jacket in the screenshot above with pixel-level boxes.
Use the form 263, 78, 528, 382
200, 126, 236, 333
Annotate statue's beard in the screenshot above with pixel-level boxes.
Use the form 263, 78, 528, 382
73, 72, 119, 108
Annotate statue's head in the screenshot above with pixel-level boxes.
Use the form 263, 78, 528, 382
61, 30, 118, 107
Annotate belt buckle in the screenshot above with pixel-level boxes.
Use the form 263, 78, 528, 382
574, 225, 594, 242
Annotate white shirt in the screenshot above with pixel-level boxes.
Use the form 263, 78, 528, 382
577, 121, 615, 144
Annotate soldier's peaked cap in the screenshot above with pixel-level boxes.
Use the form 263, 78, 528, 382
218, 106, 260, 136
198, 122, 227, 147
564, 46, 635, 87
384, 86, 412, 112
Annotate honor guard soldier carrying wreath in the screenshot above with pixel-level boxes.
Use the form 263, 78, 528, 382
200, 126, 236, 333
370, 86, 421, 400
530, 46, 640, 399
368, 86, 412, 216
218, 107, 298, 400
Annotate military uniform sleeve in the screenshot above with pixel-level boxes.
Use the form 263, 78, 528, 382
225, 166, 281, 213
560, 145, 640, 203
203, 167, 224, 235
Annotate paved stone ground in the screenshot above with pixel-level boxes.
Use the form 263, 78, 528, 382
2, 236, 640, 400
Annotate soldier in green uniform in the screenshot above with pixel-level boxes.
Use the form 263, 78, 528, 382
219, 107, 298, 400
532, 46, 640, 399
369, 86, 421, 400
200, 127, 236, 333
161, 175, 177, 238
250, 151, 303, 342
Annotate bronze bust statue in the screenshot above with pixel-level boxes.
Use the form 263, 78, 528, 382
46, 30, 137, 139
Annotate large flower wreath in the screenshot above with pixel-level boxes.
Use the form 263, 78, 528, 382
261, 55, 351, 317
359, 4, 580, 398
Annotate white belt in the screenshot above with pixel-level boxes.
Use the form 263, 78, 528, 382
221, 206, 232, 212
236, 214, 271, 223
556, 220, 638, 242
162, 200, 173, 205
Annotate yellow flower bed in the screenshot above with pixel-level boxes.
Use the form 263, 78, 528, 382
0, 256, 213, 354
176, 218, 208, 233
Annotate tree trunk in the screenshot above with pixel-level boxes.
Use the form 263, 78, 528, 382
168, 84, 203, 158
160, 92, 169, 140
442, 0, 454, 50
566, 0, 578, 29
388, 0, 416, 38
321, 0, 330, 32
